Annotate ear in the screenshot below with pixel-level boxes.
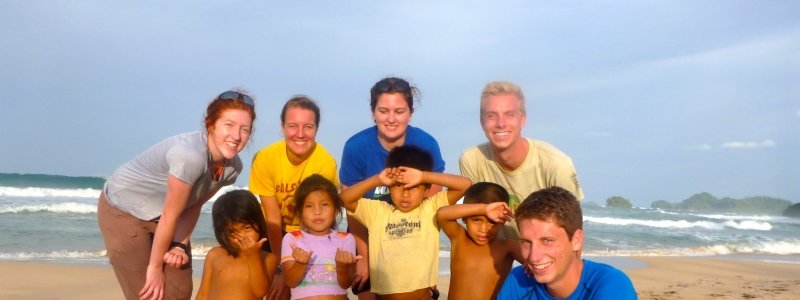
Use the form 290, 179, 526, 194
571, 229, 584, 253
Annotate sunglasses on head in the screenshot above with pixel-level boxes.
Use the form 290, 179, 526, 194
217, 91, 255, 107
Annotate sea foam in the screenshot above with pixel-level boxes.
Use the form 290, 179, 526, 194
0, 187, 100, 198
584, 216, 772, 231
0, 202, 98, 214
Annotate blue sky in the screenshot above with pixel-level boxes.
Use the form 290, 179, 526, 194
1, 1, 797, 206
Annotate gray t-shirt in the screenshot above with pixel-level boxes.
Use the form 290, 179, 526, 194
104, 131, 242, 220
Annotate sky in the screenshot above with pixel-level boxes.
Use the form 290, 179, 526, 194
1, 1, 798, 207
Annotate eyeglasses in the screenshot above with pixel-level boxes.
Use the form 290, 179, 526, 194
217, 91, 255, 108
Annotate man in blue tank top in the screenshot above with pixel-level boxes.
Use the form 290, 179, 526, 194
498, 187, 637, 299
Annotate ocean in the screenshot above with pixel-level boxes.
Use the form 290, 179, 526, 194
1, 173, 799, 272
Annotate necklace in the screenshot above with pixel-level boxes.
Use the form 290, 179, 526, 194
208, 151, 225, 181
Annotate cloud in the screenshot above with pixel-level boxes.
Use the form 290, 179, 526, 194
720, 139, 776, 149
687, 144, 712, 151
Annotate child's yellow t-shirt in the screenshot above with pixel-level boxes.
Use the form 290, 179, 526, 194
351, 191, 448, 295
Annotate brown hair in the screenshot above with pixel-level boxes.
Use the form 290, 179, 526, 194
515, 187, 582, 240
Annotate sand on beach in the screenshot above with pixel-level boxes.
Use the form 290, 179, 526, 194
1, 257, 798, 300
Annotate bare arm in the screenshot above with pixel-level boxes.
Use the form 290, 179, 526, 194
395, 168, 471, 205
340, 184, 370, 293
340, 173, 386, 213
334, 248, 358, 289
140, 175, 192, 300
282, 244, 312, 287
261, 195, 291, 300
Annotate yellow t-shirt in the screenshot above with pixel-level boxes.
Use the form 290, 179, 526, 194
249, 141, 338, 233
350, 191, 449, 295
459, 138, 584, 239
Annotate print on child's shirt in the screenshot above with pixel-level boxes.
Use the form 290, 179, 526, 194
298, 257, 337, 287
384, 216, 422, 240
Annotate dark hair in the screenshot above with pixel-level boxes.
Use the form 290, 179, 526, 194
515, 187, 582, 240
386, 145, 433, 172
205, 90, 257, 132
369, 77, 419, 113
212, 189, 270, 257
464, 182, 509, 205
293, 174, 343, 230
281, 95, 321, 127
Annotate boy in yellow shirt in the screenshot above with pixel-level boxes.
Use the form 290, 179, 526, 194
341, 145, 471, 299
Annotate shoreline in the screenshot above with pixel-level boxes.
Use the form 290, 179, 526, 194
1, 255, 799, 299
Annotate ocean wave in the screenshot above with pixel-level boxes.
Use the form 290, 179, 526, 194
0, 202, 98, 214
584, 240, 800, 256
584, 216, 772, 231
0, 249, 107, 260
0, 186, 100, 198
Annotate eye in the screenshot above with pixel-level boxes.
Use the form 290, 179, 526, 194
395, 108, 407, 114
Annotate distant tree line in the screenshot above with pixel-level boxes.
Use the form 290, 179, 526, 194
590, 193, 799, 218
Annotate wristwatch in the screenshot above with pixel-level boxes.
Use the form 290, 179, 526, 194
169, 241, 189, 253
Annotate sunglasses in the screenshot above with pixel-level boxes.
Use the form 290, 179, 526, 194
217, 91, 255, 108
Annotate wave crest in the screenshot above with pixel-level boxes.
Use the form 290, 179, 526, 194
0, 187, 100, 198
0, 202, 98, 214
584, 216, 772, 231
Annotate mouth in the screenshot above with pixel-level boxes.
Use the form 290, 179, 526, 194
493, 131, 510, 137
531, 261, 553, 274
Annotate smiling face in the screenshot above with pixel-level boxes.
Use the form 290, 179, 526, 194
389, 182, 427, 212
301, 190, 338, 236
208, 108, 253, 162
373, 93, 412, 149
519, 217, 583, 297
480, 93, 526, 153
463, 215, 503, 246
281, 106, 318, 164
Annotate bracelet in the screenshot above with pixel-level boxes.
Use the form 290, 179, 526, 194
169, 241, 189, 253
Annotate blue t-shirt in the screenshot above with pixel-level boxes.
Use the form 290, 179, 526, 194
497, 260, 637, 300
339, 125, 445, 200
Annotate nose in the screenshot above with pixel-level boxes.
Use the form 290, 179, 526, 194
313, 206, 321, 215
387, 112, 397, 123
478, 222, 490, 233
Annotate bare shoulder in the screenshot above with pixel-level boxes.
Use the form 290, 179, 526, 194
206, 246, 227, 259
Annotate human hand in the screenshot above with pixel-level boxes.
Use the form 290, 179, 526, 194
378, 168, 397, 186
352, 254, 370, 292
138, 265, 165, 300
162, 247, 189, 269
394, 166, 423, 188
334, 248, 361, 269
290, 243, 313, 265
485, 202, 513, 223
266, 273, 290, 300
235, 235, 267, 258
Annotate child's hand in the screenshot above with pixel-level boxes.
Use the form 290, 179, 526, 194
394, 167, 423, 188
290, 243, 313, 265
236, 235, 267, 257
378, 168, 398, 186
486, 202, 513, 223
334, 248, 361, 268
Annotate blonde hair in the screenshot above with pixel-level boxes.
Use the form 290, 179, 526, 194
480, 81, 526, 115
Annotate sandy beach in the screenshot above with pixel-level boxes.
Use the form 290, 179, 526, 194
1, 257, 798, 299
